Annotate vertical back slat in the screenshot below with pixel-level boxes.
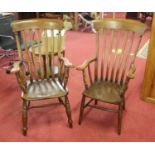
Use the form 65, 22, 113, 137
131, 35, 143, 64
37, 29, 44, 79
49, 29, 54, 79
29, 29, 38, 80
110, 30, 121, 82
94, 31, 99, 81
120, 32, 135, 84
22, 31, 33, 81
44, 30, 50, 78
101, 30, 106, 80
15, 32, 22, 60
15, 32, 26, 82
105, 29, 114, 81
115, 31, 129, 83
58, 30, 62, 80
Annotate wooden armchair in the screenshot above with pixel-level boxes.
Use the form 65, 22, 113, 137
77, 19, 146, 134
6, 19, 73, 136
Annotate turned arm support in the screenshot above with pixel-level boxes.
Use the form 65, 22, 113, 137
6, 61, 22, 74
59, 57, 74, 88
76, 57, 97, 71
76, 57, 97, 89
121, 64, 136, 95
6, 61, 27, 92
127, 63, 136, 80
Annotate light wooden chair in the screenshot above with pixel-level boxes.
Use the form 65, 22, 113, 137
77, 19, 146, 134
6, 19, 73, 136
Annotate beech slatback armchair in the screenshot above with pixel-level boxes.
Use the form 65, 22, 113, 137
6, 19, 73, 136
77, 19, 146, 134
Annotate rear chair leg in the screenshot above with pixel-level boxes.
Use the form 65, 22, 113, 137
79, 95, 86, 125
118, 103, 123, 135
58, 97, 64, 105
65, 96, 73, 128
22, 99, 28, 136
123, 98, 125, 110
94, 100, 98, 105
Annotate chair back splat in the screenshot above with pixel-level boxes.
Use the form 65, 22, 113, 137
93, 19, 146, 86
11, 19, 64, 83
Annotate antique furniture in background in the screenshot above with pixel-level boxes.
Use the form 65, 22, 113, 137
141, 13, 155, 103
77, 19, 146, 134
126, 12, 153, 23
126, 12, 139, 20
37, 12, 63, 19
7, 19, 73, 135
0, 14, 17, 60
139, 12, 153, 23
0, 13, 36, 62
17, 12, 37, 19
78, 13, 96, 32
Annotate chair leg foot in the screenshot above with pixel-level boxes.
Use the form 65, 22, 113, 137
123, 104, 125, 111
68, 120, 73, 128
58, 97, 63, 105
94, 100, 98, 105
78, 119, 82, 125
123, 98, 125, 110
79, 95, 85, 125
65, 96, 73, 128
22, 127, 27, 136
118, 104, 123, 135
22, 99, 28, 136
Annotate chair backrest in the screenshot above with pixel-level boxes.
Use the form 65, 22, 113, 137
11, 18, 64, 82
92, 19, 147, 85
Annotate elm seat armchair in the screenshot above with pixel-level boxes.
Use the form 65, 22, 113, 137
77, 19, 146, 134
6, 19, 73, 136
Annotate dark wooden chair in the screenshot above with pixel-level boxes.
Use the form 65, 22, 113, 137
6, 19, 73, 136
77, 19, 146, 134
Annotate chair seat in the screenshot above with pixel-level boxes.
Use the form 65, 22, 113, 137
84, 81, 123, 103
22, 79, 67, 100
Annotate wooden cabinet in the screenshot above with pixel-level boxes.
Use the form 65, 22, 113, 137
17, 12, 37, 19
141, 13, 155, 103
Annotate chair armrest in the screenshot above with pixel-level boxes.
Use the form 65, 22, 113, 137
6, 61, 22, 74
127, 64, 136, 79
60, 57, 74, 68
76, 57, 96, 71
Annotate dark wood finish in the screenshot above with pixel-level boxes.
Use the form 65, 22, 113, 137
17, 12, 37, 19
7, 19, 73, 135
77, 19, 146, 135
126, 12, 139, 20
38, 12, 63, 19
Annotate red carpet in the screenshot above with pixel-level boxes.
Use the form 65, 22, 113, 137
0, 30, 154, 142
